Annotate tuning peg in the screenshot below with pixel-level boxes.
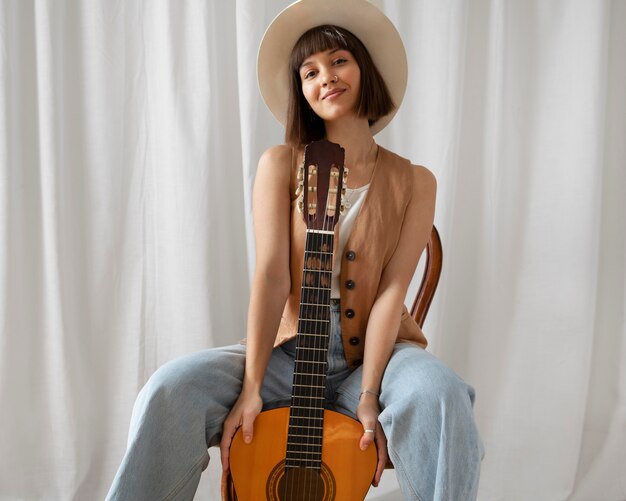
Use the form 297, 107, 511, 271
308, 186, 317, 192
297, 199, 304, 213
308, 203, 317, 209
295, 181, 304, 196
297, 164, 304, 180
340, 203, 346, 214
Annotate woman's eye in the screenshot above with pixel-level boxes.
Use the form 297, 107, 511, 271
303, 70, 317, 79
333, 58, 347, 65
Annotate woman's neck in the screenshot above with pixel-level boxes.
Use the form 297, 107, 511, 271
324, 116, 377, 187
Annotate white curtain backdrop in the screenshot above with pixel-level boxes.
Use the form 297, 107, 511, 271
1, 1, 624, 500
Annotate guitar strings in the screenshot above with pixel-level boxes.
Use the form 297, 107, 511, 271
316, 163, 338, 500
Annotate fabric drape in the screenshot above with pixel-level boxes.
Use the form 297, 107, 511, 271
0, 1, 624, 499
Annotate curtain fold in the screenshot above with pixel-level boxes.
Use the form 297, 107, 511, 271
0, 1, 624, 499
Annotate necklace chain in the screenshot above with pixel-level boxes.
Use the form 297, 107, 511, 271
346, 140, 377, 188
344, 140, 377, 209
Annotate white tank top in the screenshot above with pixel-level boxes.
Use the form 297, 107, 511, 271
331, 184, 370, 298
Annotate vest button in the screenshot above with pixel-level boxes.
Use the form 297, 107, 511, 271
345, 308, 355, 319
349, 337, 360, 346
345, 279, 355, 290
345, 250, 356, 261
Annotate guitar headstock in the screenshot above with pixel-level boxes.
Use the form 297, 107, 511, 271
296, 139, 348, 231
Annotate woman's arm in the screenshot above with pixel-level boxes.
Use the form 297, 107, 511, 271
220, 145, 293, 472
357, 165, 437, 485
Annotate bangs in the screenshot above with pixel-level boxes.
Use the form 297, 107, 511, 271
285, 24, 394, 146
290, 25, 354, 73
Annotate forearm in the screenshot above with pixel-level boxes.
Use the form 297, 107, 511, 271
360, 288, 404, 395
242, 271, 290, 393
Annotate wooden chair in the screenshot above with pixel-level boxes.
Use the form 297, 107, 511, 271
411, 225, 443, 328
221, 225, 443, 499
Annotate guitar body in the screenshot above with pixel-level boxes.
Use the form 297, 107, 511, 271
229, 407, 376, 500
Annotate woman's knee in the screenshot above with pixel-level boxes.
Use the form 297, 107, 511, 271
137, 346, 246, 415
381, 346, 475, 420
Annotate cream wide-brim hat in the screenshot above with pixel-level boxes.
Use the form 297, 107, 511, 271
257, 0, 408, 135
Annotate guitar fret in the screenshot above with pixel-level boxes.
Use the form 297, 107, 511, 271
285, 460, 321, 470
292, 402, 324, 408
285, 449, 321, 455
296, 347, 328, 351
291, 395, 325, 402
298, 319, 329, 323
290, 415, 323, 420
301, 286, 331, 290
287, 442, 322, 448
293, 383, 326, 387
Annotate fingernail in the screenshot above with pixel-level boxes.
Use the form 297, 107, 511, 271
244, 435, 251, 444
360, 444, 367, 451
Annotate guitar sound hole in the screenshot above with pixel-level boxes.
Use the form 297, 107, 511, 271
277, 468, 325, 501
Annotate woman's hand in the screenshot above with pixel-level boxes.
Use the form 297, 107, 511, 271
356, 392, 389, 487
219, 387, 263, 473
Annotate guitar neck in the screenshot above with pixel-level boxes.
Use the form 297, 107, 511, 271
286, 228, 335, 470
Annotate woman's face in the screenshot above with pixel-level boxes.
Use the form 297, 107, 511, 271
298, 48, 361, 123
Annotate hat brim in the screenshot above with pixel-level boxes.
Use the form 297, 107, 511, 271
257, 0, 407, 136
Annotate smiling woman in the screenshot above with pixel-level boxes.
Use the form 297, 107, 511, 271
105, 1, 483, 500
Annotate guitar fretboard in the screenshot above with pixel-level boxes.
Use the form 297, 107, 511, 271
286, 229, 334, 470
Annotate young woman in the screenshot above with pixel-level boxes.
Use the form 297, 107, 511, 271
106, 1, 483, 500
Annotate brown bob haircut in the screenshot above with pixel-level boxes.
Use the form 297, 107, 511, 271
286, 25, 395, 146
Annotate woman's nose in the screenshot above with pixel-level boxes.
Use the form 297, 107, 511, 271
321, 72, 338, 86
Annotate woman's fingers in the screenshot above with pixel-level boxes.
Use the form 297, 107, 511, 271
241, 408, 259, 444
219, 391, 263, 472
359, 424, 377, 451
358, 420, 388, 487
219, 416, 240, 473
372, 423, 389, 486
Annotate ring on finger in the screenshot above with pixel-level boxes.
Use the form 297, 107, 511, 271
364, 429, 376, 433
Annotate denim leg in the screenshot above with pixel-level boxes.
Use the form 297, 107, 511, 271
334, 343, 483, 501
106, 343, 296, 501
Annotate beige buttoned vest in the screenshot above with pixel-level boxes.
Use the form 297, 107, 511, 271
274, 145, 428, 368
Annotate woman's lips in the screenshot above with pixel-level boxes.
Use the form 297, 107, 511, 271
323, 89, 345, 100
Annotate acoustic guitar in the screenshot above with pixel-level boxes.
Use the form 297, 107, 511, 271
227, 139, 377, 500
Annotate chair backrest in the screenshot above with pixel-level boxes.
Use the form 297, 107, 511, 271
410, 226, 443, 328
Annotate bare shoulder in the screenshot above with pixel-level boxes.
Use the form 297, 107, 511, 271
411, 164, 437, 200
255, 145, 296, 196
258, 144, 293, 173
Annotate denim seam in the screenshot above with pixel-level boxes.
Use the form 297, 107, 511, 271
381, 416, 424, 501
161, 452, 207, 501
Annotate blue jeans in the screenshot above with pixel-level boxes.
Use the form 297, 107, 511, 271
106, 301, 483, 500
